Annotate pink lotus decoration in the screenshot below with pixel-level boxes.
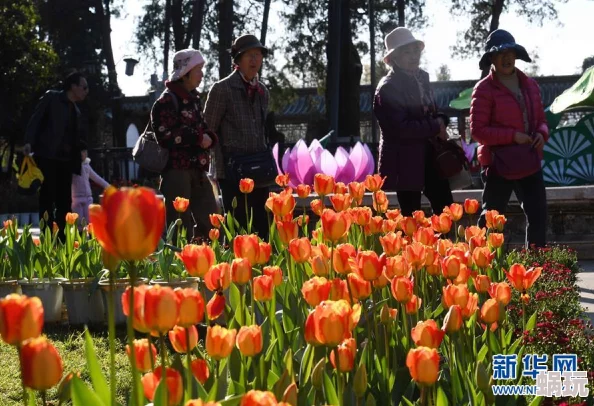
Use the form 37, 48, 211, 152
272, 139, 375, 187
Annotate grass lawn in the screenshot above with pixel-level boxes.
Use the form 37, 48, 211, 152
0, 325, 132, 406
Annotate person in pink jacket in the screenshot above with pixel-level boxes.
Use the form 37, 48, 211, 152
71, 142, 109, 225
470, 29, 548, 248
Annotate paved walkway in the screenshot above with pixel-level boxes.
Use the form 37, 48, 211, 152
578, 261, 594, 324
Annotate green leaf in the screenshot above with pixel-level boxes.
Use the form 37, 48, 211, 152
400, 396, 415, 406
299, 344, 314, 386
27, 390, 36, 406
477, 344, 488, 362
84, 329, 110, 405
487, 330, 501, 355
525, 311, 537, 332
71, 376, 106, 406
323, 372, 339, 406
219, 394, 244, 406
528, 396, 544, 406
153, 378, 166, 406
437, 384, 449, 406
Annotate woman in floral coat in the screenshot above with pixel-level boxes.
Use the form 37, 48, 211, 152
151, 49, 220, 241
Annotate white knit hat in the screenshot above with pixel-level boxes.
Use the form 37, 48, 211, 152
383, 27, 425, 63
169, 49, 205, 81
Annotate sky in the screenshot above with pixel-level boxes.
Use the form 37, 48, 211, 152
111, 0, 594, 97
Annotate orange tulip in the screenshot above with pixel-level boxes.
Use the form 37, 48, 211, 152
488, 233, 505, 249
209, 228, 220, 241
330, 193, 352, 212
384, 255, 411, 279
431, 213, 452, 234
351, 250, 384, 281
239, 178, 255, 193
391, 277, 414, 303
20, 336, 63, 390
241, 390, 278, 406
177, 244, 216, 278
209, 213, 225, 228
412, 226, 436, 247
472, 246, 493, 269
231, 258, 252, 286
425, 250, 441, 276
312, 300, 354, 346
330, 338, 356, 372
441, 255, 462, 280
0, 294, 44, 346
386, 208, 402, 220
174, 288, 205, 327
447, 245, 471, 266
468, 235, 487, 251
442, 304, 463, 334
464, 198, 480, 214
233, 234, 260, 266
204, 263, 232, 292
310, 199, 324, 216
373, 272, 390, 289
406, 347, 440, 386
473, 275, 491, 293
488, 282, 512, 306
333, 243, 356, 274
266, 188, 296, 219
168, 325, 198, 353
310, 255, 330, 277
301, 277, 331, 307
126, 339, 157, 372
332, 182, 347, 194
436, 238, 453, 257
304, 312, 321, 346
321, 209, 351, 242
296, 184, 311, 198
506, 264, 542, 292
399, 216, 418, 237
297, 214, 310, 227
329, 278, 350, 302
207, 293, 226, 320
411, 320, 445, 349
445, 203, 463, 222
382, 219, 398, 233
263, 266, 283, 286
256, 242, 272, 265
173, 197, 190, 213
464, 226, 486, 242
143, 285, 180, 333
65, 212, 79, 225
186, 399, 221, 406
364, 174, 385, 192
405, 295, 422, 314
413, 210, 429, 226
206, 326, 237, 360
314, 174, 335, 196
89, 186, 165, 261
442, 285, 478, 319
122, 285, 150, 333
276, 220, 299, 246
348, 181, 366, 205
190, 358, 210, 384
141, 366, 183, 406
347, 273, 372, 300
275, 173, 290, 188
405, 242, 427, 271
236, 325, 263, 357
253, 275, 274, 302
373, 190, 389, 213
288, 237, 312, 263
485, 210, 507, 231
454, 264, 471, 285
480, 298, 501, 324
380, 231, 405, 256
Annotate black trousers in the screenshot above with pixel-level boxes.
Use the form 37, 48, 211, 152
396, 156, 454, 217
219, 179, 270, 241
478, 169, 547, 248
37, 157, 72, 238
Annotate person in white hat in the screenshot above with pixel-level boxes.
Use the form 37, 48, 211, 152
150, 48, 220, 243
373, 27, 452, 216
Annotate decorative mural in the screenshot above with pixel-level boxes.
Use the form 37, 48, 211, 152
542, 113, 594, 186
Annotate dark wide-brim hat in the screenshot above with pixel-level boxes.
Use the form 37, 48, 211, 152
478, 29, 531, 70
228, 34, 268, 60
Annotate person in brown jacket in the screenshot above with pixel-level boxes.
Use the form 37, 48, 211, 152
204, 34, 270, 239
373, 27, 453, 216
151, 49, 220, 242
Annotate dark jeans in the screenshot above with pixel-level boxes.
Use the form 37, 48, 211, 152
219, 179, 269, 241
37, 157, 72, 239
478, 169, 547, 248
160, 168, 221, 242
397, 156, 454, 216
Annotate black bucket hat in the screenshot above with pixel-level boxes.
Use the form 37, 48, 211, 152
228, 34, 269, 61
478, 29, 531, 70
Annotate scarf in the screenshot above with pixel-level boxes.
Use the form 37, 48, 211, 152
236, 68, 264, 99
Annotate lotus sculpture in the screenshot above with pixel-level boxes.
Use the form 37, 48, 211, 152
272, 139, 375, 187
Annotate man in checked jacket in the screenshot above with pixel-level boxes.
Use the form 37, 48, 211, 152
204, 34, 271, 240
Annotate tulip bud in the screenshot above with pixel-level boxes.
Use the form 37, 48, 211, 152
168, 325, 198, 353
20, 337, 64, 390
190, 358, 210, 384
236, 325, 263, 357
311, 358, 325, 390
232, 196, 237, 209
57, 372, 80, 404
442, 305, 463, 334
282, 382, 298, 406
458, 225, 465, 240
476, 362, 491, 394
353, 363, 368, 398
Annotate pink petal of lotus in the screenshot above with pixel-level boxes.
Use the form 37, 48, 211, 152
317, 149, 338, 178
349, 142, 369, 181
334, 147, 356, 184
272, 143, 283, 175
295, 139, 317, 186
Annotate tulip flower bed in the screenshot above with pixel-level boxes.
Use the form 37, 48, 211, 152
0, 173, 593, 406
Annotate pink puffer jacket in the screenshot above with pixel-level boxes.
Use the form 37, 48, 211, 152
469, 68, 549, 166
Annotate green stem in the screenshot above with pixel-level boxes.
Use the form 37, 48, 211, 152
147, 335, 155, 371
201, 281, 209, 325
107, 271, 117, 406
335, 348, 344, 406
127, 262, 140, 406
159, 333, 168, 406
42, 390, 47, 406
185, 327, 193, 401
250, 279, 256, 324
19, 346, 27, 406
449, 337, 456, 404
245, 193, 250, 234
239, 285, 245, 326
521, 300, 526, 334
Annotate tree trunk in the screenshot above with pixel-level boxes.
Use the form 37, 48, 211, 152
191, 0, 207, 49
260, 0, 272, 46
96, 0, 119, 94
218, 0, 234, 79
481, 0, 505, 78
171, 0, 184, 51
369, 0, 377, 142
326, 0, 342, 140
338, 0, 361, 140
163, 0, 172, 80
397, 0, 405, 27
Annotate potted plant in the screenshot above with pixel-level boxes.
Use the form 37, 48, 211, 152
0, 219, 22, 296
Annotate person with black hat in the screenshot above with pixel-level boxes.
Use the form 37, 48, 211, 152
470, 29, 549, 248
204, 34, 270, 239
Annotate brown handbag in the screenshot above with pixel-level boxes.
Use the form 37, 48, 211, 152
431, 138, 468, 179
